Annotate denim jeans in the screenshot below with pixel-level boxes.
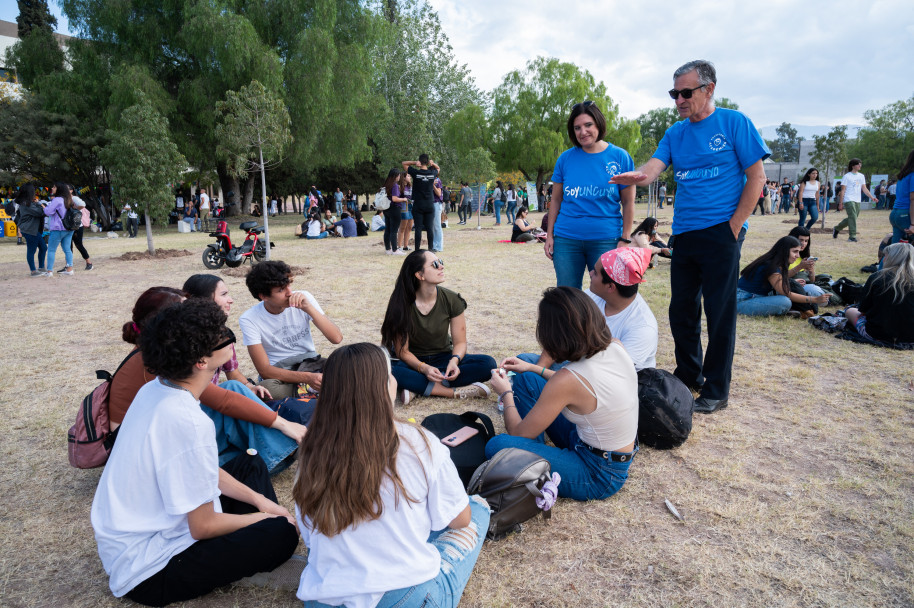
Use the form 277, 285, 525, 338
798, 198, 819, 229
182, 216, 198, 231
834, 201, 860, 238
494, 201, 505, 224
551, 234, 620, 289
24, 232, 47, 271
306, 232, 328, 239
736, 288, 791, 316
890, 208, 911, 243
46, 230, 74, 271
506, 201, 517, 224
391, 352, 497, 396
383, 207, 402, 251
432, 202, 444, 251
199, 380, 298, 474
303, 496, 489, 608
484, 369, 636, 501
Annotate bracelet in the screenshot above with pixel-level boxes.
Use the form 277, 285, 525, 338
503, 404, 517, 410
499, 390, 514, 400
539, 366, 546, 377
450, 354, 461, 362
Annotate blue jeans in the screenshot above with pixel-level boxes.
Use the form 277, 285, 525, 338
306, 232, 328, 239
335, 199, 343, 215
890, 208, 911, 243
485, 370, 636, 501
736, 288, 791, 316
506, 201, 517, 224
798, 198, 819, 229
182, 216, 197, 231
199, 380, 298, 474
494, 201, 504, 224
552, 234, 620, 289
303, 496, 489, 608
432, 201, 443, 251
24, 232, 47, 271
46, 230, 74, 270
877, 195, 887, 210
392, 352, 497, 396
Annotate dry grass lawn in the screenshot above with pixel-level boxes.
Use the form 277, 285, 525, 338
1, 204, 912, 607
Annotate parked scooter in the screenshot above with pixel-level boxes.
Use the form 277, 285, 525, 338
202, 220, 271, 269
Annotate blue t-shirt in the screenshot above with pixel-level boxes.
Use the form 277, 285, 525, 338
333, 216, 357, 237
551, 144, 634, 241
895, 174, 912, 211
653, 108, 770, 235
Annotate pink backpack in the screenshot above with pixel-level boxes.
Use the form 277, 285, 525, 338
67, 350, 140, 469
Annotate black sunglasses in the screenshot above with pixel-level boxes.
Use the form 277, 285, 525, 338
430, 259, 445, 270
213, 328, 236, 352
572, 100, 595, 111
668, 85, 705, 100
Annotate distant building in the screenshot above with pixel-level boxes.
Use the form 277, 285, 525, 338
0, 19, 74, 98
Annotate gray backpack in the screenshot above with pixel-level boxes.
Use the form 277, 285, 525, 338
467, 447, 552, 540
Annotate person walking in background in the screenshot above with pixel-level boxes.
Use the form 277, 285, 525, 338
199, 189, 211, 228
505, 183, 518, 225
457, 181, 472, 225
43, 181, 76, 277
382, 169, 407, 255
122, 202, 139, 238
797, 168, 821, 230
402, 155, 439, 252
492, 180, 505, 226
833, 158, 878, 242
611, 59, 769, 414
779, 178, 792, 214
13, 183, 48, 276
67, 186, 93, 271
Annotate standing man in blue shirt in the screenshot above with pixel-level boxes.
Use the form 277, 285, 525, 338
611, 60, 769, 414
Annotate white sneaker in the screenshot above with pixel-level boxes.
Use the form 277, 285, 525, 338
395, 389, 414, 406
392, 250, 406, 255
455, 382, 491, 399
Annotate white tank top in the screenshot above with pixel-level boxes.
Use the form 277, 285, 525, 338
561, 342, 639, 452
802, 180, 819, 199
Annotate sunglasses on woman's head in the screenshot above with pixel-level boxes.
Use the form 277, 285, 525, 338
668, 85, 705, 100
572, 100, 595, 111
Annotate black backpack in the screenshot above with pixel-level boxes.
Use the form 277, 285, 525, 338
636, 368, 694, 449
59, 207, 82, 231
467, 447, 553, 540
832, 277, 865, 306
421, 411, 494, 488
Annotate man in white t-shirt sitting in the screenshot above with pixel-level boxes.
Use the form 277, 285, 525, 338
518, 246, 658, 372
91, 299, 298, 606
239, 260, 344, 399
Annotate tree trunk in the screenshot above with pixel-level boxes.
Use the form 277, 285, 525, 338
143, 205, 156, 255
241, 173, 255, 215
216, 162, 240, 217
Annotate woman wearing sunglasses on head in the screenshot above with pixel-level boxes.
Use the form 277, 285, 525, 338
381, 250, 496, 403
544, 100, 636, 289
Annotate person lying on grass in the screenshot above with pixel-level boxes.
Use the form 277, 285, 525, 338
92, 298, 299, 607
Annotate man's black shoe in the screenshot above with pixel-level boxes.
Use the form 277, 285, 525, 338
694, 396, 728, 414
832, 227, 839, 239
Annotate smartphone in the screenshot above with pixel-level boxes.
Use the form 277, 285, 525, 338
809, 257, 819, 261
441, 426, 479, 447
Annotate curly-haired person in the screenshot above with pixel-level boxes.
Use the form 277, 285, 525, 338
91, 299, 299, 606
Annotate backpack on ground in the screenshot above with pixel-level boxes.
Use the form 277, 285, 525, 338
467, 447, 553, 540
636, 368, 694, 449
67, 350, 141, 469
421, 411, 494, 488
831, 277, 865, 306
374, 188, 391, 211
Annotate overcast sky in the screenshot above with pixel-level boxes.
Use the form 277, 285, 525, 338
3, 0, 912, 130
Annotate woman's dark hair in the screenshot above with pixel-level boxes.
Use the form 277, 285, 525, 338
14, 183, 35, 206
787, 226, 811, 259
536, 287, 612, 362
182, 274, 223, 300
740, 236, 801, 293
897, 149, 914, 180
54, 181, 73, 209
633, 216, 658, 236
245, 260, 292, 300
293, 343, 422, 536
384, 167, 402, 201
140, 299, 229, 381
122, 286, 186, 344
801, 167, 819, 183
508, 183, 515, 191
354, 210, 363, 221
496, 180, 503, 190
567, 101, 607, 147
847, 158, 862, 172
517, 205, 528, 217
381, 250, 430, 354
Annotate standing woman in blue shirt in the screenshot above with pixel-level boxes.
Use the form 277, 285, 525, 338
889, 149, 914, 244
544, 101, 635, 289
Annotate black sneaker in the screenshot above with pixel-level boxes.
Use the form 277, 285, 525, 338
694, 396, 728, 414
832, 227, 839, 239
85, 263, 93, 270
56, 267, 67, 273
848, 237, 858, 242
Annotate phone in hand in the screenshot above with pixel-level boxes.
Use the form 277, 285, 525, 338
441, 426, 478, 447
809, 257, 819, 261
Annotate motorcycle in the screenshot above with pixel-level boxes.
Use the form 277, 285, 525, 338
202, 220, 272, 269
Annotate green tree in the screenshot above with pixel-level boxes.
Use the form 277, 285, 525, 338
810, 125, 848, 228
766, 122, 802, 163
16, 0, 57, 37
442, 104, 496, 185
216, 80, 292, 260
489, 56, 640, 195
847, 95, 914, 176
717, 97, 740, 111
99, 96, 187, 254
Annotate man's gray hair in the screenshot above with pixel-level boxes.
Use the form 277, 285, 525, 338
674, 60, 717, 87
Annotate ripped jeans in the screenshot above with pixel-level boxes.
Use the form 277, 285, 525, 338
304, 496, 490, 608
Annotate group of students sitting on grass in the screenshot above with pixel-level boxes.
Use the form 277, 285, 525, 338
91, 241, 660, 607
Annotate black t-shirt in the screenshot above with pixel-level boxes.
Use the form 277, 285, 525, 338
407, 166, 439, 211
859, 273, 914, 342
780, 183, 792, 197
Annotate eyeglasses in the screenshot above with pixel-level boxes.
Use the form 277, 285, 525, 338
572, 100, 595, 111
430, 259, 445, 270
668, 85, 706, 100
212, 328, 236, 352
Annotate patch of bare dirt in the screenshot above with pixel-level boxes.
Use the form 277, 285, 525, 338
115, 248, 195, 261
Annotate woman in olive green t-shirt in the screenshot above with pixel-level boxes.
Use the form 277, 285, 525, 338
381, 250, 497, 402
